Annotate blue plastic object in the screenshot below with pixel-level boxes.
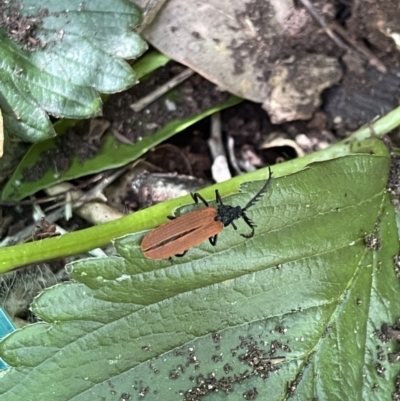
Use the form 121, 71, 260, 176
0, 307, 15, 369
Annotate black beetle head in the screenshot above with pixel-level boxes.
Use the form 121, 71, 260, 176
216, 204, 243, 227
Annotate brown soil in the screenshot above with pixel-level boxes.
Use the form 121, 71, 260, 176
103, 63, 230, 143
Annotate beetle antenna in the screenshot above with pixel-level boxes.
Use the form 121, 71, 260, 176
243, 165, 273, 211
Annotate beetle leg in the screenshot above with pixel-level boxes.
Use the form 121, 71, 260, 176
231, 221, 238, 230
167, 215, 176, 220
191, 192, 209, 207
209, 235, 218, 246
240, 212, 256, 238
175, 250, 188, 257
215, 190, 224, 205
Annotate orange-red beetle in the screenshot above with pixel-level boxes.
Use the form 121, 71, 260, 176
141, 166, 272, 260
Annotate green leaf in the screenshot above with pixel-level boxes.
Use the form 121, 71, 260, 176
1, 148, 399, 400
0, 0, 146, 142
1, 50, 170, 200
131, 49, 170, 79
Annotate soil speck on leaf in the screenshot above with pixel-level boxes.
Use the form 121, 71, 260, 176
0, 1, 48, 49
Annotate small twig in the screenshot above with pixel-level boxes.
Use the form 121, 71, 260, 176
45, 167, 129, 213
0, 173, 106, 207
0, 193, 68, 206
111, 128, 134, 144
0, 207, 65, 247
299, 0, 386, 73
83, 167, 129, 204
227, 135, 243, 175
130, 68, 195, 112
208, 112, 231, 182
298, 0, 351, 51
330, 22, 387, 73
1, 167, 130, 247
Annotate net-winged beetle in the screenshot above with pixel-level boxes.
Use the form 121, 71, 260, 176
141, 166, 272, 260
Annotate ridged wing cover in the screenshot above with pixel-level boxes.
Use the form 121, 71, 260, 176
141, 207, 224, 259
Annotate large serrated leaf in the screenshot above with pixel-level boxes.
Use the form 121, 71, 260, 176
1, 148, 399, 401
0, 0, 147, 142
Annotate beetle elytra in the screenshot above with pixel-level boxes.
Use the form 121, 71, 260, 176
141, 166, 272, 260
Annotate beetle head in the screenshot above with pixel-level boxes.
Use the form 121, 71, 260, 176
216, 204, 243, 226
